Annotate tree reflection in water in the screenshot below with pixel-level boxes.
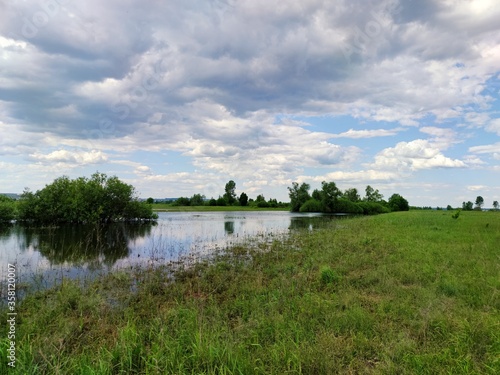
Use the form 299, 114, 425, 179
288, 214, 347, 231
8, 223, 154, 268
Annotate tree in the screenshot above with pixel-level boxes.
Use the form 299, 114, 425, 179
320, 181, 341, 212
255, 194, 265, 203
475, 196, 484, 209
224, 180, 237, 205
364, 185, 383, 202
16, 173, 157, 224
288, 182, 311, 212
255, 194, 270, 208
268, 198, 278, 208
311, 189, 322, 201
343, 188, 360, 202
0, 195, 16, 223
446, 205, 453, 211
388, 194, 409, 212
462, 201, 473, 211
174, 197, 190, 206
216, 196, 227, 206
190, 193, 205, 206
493, 201, 499, 210
146, 197, 154, 204
238, 192, 248, 207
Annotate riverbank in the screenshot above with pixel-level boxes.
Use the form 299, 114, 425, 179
1, 210, 498, 374
152, 204, 290, 212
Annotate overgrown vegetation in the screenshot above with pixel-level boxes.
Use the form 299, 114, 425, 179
167, 180, 289, 209
288, 181, 407, 214
12, 172, 157, 224
1, 210, 498, 374
0, 195, 17, 223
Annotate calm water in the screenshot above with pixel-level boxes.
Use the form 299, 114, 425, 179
0, 211, 338, 298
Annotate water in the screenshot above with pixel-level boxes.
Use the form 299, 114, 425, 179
0, 211, 339, 298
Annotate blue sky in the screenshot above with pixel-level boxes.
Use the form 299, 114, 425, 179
1, 0, 499, 206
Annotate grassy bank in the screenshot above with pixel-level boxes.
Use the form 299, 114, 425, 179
1, 211, 499, 374
152, 204, 290, 212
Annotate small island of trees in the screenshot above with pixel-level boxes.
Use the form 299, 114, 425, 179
0, 172, 157, 224
288, 181, 409, 214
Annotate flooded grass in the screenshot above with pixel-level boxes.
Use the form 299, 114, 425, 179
1, 210, 499, 374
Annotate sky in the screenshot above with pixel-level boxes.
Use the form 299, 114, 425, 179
0, 0, 499, 207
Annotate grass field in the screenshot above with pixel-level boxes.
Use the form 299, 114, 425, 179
1, 210, 499, 374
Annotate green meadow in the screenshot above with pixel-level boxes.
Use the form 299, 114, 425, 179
1, 210, 499, 374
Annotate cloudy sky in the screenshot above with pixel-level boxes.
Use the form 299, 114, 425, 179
1, 0, 499, 206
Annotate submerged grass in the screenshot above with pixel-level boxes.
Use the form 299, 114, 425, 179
1, 211, 499, 374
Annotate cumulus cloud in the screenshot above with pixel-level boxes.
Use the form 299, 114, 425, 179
299, 170, 400, 183
1, 0, 499, 204
372, 139, 466, 171
29, 149, 108, 165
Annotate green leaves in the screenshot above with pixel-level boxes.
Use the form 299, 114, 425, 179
0, 195, 16, 222
16, 172, 156, 224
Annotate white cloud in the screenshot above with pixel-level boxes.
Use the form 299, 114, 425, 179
29, 149, 108, 165
469, 142, 500, 155
373, 139, 466, 171
1, 0, 500, 205
331, 128, 402, 138
467, 185, 487, 192
300, 170, 400, 183
485, 118, 500, 135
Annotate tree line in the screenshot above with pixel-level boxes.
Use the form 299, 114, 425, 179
164, 180, 289, 208
460, 196, 499, 211
288, 182, 409, 214
0, 172, 157, 224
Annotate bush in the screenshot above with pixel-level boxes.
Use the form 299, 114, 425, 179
388, 194, 409, 212
357, 202, 390, 215
299, 199, 322, 212
216, 197, 227, 206
173, 197, 190, 206
17, 173, 156, 224
0, 195, 16, 222
330, 199, 364, 214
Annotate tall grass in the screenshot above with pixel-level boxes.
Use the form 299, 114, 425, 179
1, 210, 498, 374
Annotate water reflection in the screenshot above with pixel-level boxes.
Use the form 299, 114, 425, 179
0, 212, 342, 296
289, 214, 341, 231
0, 223, 153, 270
224, 221, 235, 234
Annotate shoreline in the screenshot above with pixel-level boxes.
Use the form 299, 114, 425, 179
1, 211, 498, 374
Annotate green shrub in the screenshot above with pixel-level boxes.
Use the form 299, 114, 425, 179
330, 199, 364, 214
388, 194, 410, 211
0, 195, 16, 222
299, 199, 322, 212
320, 266, 340, 285
357, 201, 390, 215
16, 172, 156, 224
